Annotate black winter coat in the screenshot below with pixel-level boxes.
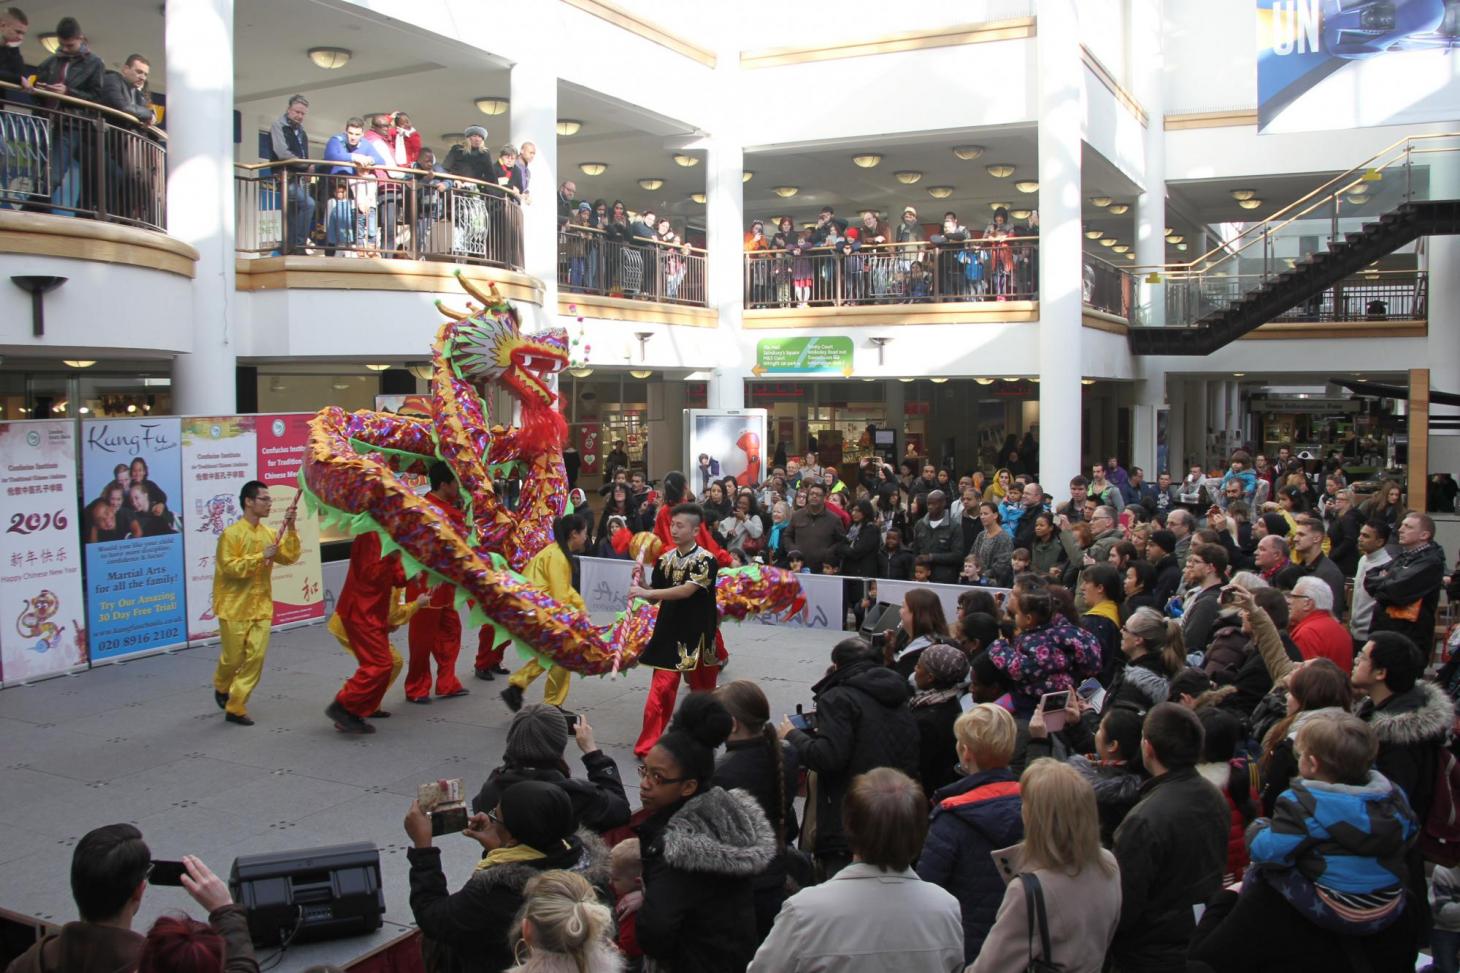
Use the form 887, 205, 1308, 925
35, 49, 104, 102
835, 519, 881, 579
785, 660, 919, 858
1326, 507, 1364, 577
1110, 767, 1230, 973
911, 695, 964, 799
470, 750, 630, 833
915, 768, 1025, 962
1151, 554, 1182, 608
1364, 540, 1447, 648
407, 831, 608, 973
636, 786, 778, 973
712, 737, 801, 941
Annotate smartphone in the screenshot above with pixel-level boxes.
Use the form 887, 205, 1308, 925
1039, 691, 1070, 732
418, 778, 468, 836
1219, 585, 1237, 606
149, 860, 187, 887
561, 710, 579, 734
788, 712, 813, 731
1076, 678, 1103, 700
430, 806, 469, 837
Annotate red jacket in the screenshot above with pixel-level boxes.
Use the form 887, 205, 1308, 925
337, 532, 406, 636
406, 490, 464, 605
1290, 610, 1354, 673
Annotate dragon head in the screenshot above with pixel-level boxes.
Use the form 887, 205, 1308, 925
436, 273, 569, 411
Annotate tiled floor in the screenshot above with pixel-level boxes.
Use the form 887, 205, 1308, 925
0, 616, 839, 970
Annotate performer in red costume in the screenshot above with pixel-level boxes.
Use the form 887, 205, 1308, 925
734, 429, 762, 487
326, 531, 425, 734
404, 462, 470, 703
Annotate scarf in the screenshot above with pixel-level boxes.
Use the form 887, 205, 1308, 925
474, 843, 547, 871
1085, 600, 1121, 626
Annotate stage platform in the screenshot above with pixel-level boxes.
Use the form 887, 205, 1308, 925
0, 617, 841, 970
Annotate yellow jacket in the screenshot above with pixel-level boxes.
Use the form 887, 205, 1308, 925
212, 519, 301, 621
525, 543, 585, 614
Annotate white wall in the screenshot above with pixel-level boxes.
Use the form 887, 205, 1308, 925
0, 257, 195, 356
1166, 120, 1454, 182
1162, 0, 1256, 114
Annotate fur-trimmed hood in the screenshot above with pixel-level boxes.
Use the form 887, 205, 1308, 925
1122, 662, 1172, 708
1366, 681, 1454, 748
468, 828, 610, 894
660, 786, 777, 877
507, 940, 624, 973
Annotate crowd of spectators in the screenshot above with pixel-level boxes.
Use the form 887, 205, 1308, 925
744, 204, 1039, 307
556, 181, 697, 302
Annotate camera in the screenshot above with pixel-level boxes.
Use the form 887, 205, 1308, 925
418, 778, 469, 837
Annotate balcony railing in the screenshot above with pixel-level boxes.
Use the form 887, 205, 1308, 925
559, 224, 707, 306
235, 161, 524, 270
1164, 268, 1426, 325
0, 81, 167, 233
1084, 254, 1134, 318
742, 237, 1039, 307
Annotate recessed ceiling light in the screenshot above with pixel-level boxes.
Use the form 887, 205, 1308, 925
1100, 237, 1117, 246
1011, 209, 1031, 220
638, 178, 665, 191
1014, 180, 1039, 193
1106, 203, 1129, 214
1238, 198, 1263, 210
773, 186, 798, 197
989, 202, 1010, 211
673, 153, 700, 167
851, 153, 882, 168
899, 378, 915, 383
474, 96, 509, 115
365, 364, 391, 372
985, 164, 1015, 178
1081, 379, 1096, 385
1230, 188, 1257, 201
1085, 229, 1102, 239
742, 171, 753, 182
63, 359, 96, 368
308, 47, 352, 69
975, 378, 995, 385
690, 193, 706, 204
930, 377, 949, 383
630, 369, 654, 379
953, 145, 986, 160
1166, 234, 1184, 244
332, 381, 351, 390
1089, 195, 1112, 207
1112, 245, 1129, 253
38, 32, 59, 54
578, 162, 607, 176
895, 170, 923, 184
556, 119, 582, 136
568, 366, 594, 378
927, 186, 954, 199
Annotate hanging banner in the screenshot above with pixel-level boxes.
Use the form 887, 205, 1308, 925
1257, 0, 1460, 134
579, 423, 601, 477
80, 418, 187, 662
181, 417, 258, 641
257, 413, 324, 627
0, 421, 87, 684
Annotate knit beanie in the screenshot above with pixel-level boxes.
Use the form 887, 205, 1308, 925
499, 781, 575, 853
1149, 529, 1177, 556
504, 704, 568, 765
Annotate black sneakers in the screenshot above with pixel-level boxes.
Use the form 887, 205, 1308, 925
214, 689, 229, 710
326, 699, 375, 734
500, 684, 524, 712
224, 712, 254, 726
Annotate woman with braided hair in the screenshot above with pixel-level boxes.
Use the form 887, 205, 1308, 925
713, 680, 801, 943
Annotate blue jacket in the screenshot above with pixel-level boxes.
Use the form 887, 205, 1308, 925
997, 498, 1023, 535
915, 768, 1025, 962
323, 133, 387, 175
1220, 468, 1257, 498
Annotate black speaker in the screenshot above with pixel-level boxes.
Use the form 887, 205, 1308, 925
859, 602, 899, 638
229, 842, 384, 947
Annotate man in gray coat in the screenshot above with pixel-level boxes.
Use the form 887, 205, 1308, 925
913, 490, 963, 584
785, 482, 845, 572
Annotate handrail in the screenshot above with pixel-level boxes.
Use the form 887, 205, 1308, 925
234, 157, 522, 200
745, 235, 1038, 256
0, 78, 166, 139
1135, 130, 1460, 273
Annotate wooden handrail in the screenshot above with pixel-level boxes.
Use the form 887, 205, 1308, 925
234, 157, 522, 198
0, 78, 166, 139
741, 235, 1039, 256
561, 224, 706, 254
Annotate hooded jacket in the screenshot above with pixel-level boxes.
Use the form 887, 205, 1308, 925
636, 786, 777, 973
1360, 680, 1455, 825
712, 737, 801, 939
1069, 755, 1143, 845
471, 750, 630, 833
987, 618, 1104, 706
3, 923, 144, 973
1364, 540, 1447, 648
785, 660, 919, 858
34, 46, 104, 103
408, 830, 608, 973
916, 768, 1026, 961
1106, 652, 1171, 714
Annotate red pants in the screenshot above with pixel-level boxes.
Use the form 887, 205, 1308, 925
405, 606, 463, 699
634, 664, 720, 758
475, 624, 506, 670
334, 618, 399, 718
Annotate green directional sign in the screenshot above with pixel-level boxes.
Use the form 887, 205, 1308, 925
754, 336, 854, 375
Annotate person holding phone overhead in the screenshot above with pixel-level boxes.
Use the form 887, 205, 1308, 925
210, 482, 299, 726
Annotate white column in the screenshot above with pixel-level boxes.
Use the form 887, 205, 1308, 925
511, 58, 558, 325
166, 0, 235, 414
1426, 154, 1460, 480
1133, 0, 1165, 326
705, 32, 746, 412
1036, 0, 1084, 493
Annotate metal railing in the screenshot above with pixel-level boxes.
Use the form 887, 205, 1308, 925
559, 224, 707, 306
1165, 268, 1426, 325
234, 160, 524, 270
1134, 131, 1460, 328
1083, 254, 1133, 318
741, 236, 1039, 307
0, 81, 167, 232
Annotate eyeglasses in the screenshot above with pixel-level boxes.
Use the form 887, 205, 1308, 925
636, 764, 687, 786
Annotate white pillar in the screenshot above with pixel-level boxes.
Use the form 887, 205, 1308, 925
1036, 0, 1084, 493
166, 0, 235, 414
511, 59, 558, 325
1426, 155, 1460, 480
1133, 0, 1165, 326
705, 32, 746, 413
1132, 361, 1165, 474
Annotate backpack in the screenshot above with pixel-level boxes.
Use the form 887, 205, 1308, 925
1418, 745, 1460, 867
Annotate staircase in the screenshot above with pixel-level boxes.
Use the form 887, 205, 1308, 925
1129, 199, 1460, 356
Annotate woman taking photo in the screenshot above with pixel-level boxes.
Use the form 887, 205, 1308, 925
718, 491, 764, 558
637, 695, 777, 972
887, 587, 951, 679
968, 759, 1121, 972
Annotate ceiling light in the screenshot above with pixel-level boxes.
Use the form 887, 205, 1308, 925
474, 96, 509, 115
690, 193, 706, 204
1345, 194, 1368, 205
742, 171, 753, 182
1011, 209, 1031, 220
851, 153, 882, 168
1081, 379, 1096, 385
861, 377, 877, 383
895, 170, 923, 185
1112, 245, 1129, 253
39, 32, 59, 54
1089, 195, 1112, 207
1085, 229, 1102, 239
568, 366, 594, 378
1125, 253, 1135, 260
986, 164, 1015, 178
930, 377, 949, 383
63, 359, 96, 368
927, 186, 954, 199
578, 162, 607, 176
1014, 180, 1039, 193
1100, 237, 1116, 246
1230, 188, 1257, 201
126, 403, 137, 413
556, 119, 582, 136
630, 369, 654, 379
673, 153, 700, 167
1233, 372, 1246, 378
989, 202, 1010, 211
307, 47, 352, 69
1347, 182, 1370, 195
365, 363, 391, 372
409, 364, 434, 381
637, 177, 665, 191
1107, 203, 1129, 215
1238, 198, 1263, 210
975, 378, 995, 385
773, 186, 798, 198
332, 381, 351, 390
1177, 243, 1189, 251
1002, 377, 1019, 383
1166, 234, 1184, 244
899, 377, 915, 383
953, 145, 986, 160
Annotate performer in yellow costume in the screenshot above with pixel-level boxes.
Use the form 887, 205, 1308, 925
211, 481, 300, 725
500, 513, 590, 711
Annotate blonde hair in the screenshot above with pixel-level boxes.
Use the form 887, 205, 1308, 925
1295, 710, 1377, 786
1018, 758, 1114, 877
954, 703, 1016, 770
509, 871, 614, 973
1124, 606, 1185, 676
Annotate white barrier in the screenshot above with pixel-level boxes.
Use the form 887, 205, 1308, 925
874, 578, 1011, 623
